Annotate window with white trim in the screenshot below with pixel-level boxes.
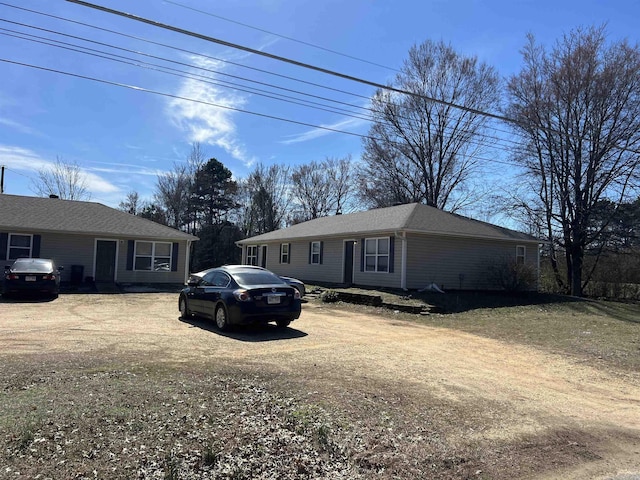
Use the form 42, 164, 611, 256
516, 245, 526, 265
280, 243, 290, 263
365, 237, 389, 272
310, 241, 321, 265
247, 245, 258, 266
134, 241, 172, 271
8, 233, 32, 260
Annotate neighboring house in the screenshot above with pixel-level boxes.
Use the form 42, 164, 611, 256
236, 203, 541, 291
0, 194, 198, 284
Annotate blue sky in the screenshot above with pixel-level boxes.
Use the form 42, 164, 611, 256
1, 0, 639, 208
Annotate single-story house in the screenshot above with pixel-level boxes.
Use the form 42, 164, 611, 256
1, 194, 198, 284
236, 203, 541, 291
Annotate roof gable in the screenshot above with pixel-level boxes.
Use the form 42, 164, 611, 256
0, 194, 197, 240
238, 203, 538, 243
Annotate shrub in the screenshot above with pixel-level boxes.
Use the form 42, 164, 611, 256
487, 257, 537, 292
320, 290, 339, 303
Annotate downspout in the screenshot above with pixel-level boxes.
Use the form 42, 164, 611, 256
537, 243, 541, 292
184, 240, 192, 283
397, 231, 407, 291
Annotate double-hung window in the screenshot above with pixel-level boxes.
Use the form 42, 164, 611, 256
280, 243, 290, 264
247, 245, 258, 266
310, 241, 321, 265
134, 241, 172, 271
8, 233, 32, 260
364, 237, 389, 273
516, 245, 526, 265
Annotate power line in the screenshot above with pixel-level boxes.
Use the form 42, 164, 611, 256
162, 0, 401, 73
65, 0, 514, 125
0, 57, 521, 169
0, 19, 523, 153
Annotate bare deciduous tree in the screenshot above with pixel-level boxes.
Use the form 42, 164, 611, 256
31, 156, 90, 200
118, 191, 141, 214
291, 156, 355, 222
155, 163, 191, 230
238, 163, 290, 236
506, 26, 640, 296
359, 40, 500, 212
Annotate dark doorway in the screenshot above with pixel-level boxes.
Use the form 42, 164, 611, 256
343, 241, 354, 285
261, 245, 267, 268
95, 240, 117, 282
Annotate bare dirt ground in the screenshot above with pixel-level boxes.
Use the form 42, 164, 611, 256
1, 292, 639, 479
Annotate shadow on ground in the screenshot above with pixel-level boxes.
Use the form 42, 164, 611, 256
178, 315, 308, 342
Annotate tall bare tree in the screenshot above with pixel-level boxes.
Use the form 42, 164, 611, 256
31, 156, 90, 200
238, 163, 290, 236
506, 26, 640, 296
118, 191, 141, 214
291, 156, 355, 222
155, 163, 191, 230
359, 40, 500, 211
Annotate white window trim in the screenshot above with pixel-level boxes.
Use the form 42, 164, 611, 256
310, 241, 321, 265
247, 245, 258, 266
516, 245, 526, 265
7, 233, 33, 260
134, 240, 173, 272
280, 243, 289, 264
364, 237, 390, 273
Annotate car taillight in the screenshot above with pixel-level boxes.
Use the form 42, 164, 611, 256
43, 274, 56, 280
233, 289, 251, 302
6, 274, 18, 280
293, 289, 301, 300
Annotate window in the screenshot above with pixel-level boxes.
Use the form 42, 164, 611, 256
516, 245, 526, 265
8, 233, 32, 260
310, 241, 321, 265
134, 241, 172, 271
247, 245, 258, 266
280, 243, 290, 264
364, 237, 389, 273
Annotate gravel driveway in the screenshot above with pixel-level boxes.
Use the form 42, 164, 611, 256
1, 292, 639, 479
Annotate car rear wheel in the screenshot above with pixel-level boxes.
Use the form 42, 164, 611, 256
276, 319, 291, 328
215, 304, 229, 331
179, 296, 191, 318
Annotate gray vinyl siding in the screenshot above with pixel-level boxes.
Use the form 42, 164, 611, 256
405, 233, 539, 290
33, 232, 95, 283
255, 238, 349, 284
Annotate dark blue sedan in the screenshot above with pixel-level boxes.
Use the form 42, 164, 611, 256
178, 265, 302, 330
3, 258, 63, 298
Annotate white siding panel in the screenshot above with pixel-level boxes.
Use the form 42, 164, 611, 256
37, 233, 95, 283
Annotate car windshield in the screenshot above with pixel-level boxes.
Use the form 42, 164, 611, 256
233, 271, 285, 287
12, 259, 53, 273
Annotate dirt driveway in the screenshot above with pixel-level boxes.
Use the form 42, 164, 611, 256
1, 293, 639, 479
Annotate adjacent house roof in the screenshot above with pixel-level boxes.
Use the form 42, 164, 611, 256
0, 194, 197, 240
237, 203, 539, 244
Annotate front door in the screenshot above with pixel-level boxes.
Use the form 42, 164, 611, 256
95, 240, 117, 282
343, 241, 354, 285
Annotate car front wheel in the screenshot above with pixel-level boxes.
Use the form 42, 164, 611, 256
215, 304, 229, 331
179, 296, 191, 318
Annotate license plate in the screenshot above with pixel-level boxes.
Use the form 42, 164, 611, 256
25, 276, 37, 282
267, 295, 281, 305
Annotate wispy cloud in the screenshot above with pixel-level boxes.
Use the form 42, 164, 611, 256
279, 117, 370, 145
167, 55, 255, 166
0, 117, 39, 135
0, 144, 120, 195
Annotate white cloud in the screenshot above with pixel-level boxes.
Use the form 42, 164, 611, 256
0, 118, 38, 135
167, 55, 254, 166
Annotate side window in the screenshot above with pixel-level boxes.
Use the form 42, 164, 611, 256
516, 245, 526, 265
364, 237, 389, 272
310, 241, 321, 265
213, 272, 230, 287
201, 272, 216, 286
280, 243, 290, 264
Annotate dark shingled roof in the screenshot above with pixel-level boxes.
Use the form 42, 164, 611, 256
0, 194, 197, 240
238, 203, 539, 244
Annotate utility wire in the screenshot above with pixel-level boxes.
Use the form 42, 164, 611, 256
0, 19, 522, 153
162, 0, 401, 73
0, 57, 521, 169
65, 0, 514, 124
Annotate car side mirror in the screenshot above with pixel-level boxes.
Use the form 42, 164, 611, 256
58, 266, 64, 271
187, 280, 199, 287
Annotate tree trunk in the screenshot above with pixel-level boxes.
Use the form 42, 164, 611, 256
569, 245, 584, 296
